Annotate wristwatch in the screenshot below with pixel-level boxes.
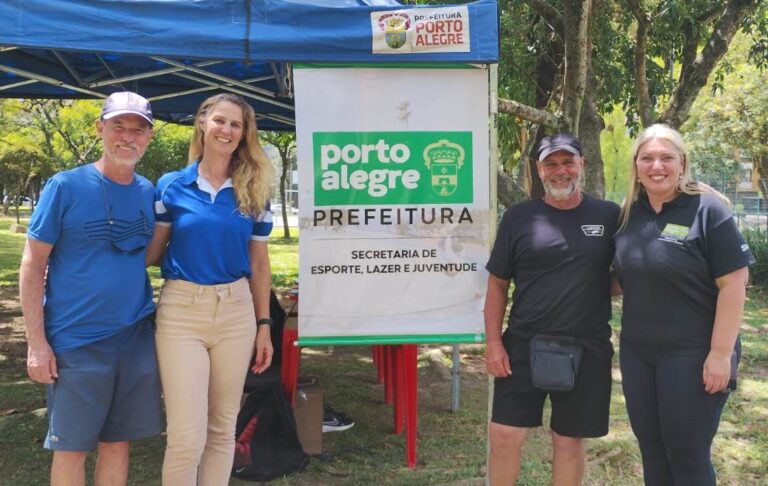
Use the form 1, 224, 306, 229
257, 317, 273, 326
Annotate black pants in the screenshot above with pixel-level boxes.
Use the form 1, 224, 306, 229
620, 344, 729, 486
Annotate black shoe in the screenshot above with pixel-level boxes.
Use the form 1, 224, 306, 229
322, 406, 355, 433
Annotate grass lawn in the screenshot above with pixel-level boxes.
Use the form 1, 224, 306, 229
1, 214, 767, 485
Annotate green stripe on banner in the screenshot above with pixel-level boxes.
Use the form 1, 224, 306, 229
293, 63, 480, 70
297, 333, 485, 346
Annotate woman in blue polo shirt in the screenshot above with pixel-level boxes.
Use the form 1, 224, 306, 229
146, 93, 275, 485
614, 124, 754, 486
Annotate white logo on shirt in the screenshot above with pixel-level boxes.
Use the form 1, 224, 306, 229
741, 244, 750, 252
154, 200, 166, 214
581, 225, 604, 236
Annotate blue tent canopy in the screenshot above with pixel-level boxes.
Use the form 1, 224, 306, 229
0, 0, 498, 130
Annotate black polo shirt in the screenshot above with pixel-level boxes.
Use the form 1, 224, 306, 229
614, 192, 755, 350
486, 194, 620, 347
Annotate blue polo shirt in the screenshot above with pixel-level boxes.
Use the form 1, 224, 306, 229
155, 161, 273, 285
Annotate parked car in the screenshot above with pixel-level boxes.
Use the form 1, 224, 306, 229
270, 203, 298, 214
6, 196, 33, 207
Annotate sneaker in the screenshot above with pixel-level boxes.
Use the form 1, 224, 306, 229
322, 405, 355, 433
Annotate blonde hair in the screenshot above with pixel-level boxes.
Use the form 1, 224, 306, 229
188, 93, 274, 217
618, 124, 729, 230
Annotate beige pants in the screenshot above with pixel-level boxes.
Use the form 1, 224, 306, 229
155, 278, 256, 486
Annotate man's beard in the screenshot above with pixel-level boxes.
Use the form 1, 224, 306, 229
543, 173, 581, 201
106, 144, 143, 168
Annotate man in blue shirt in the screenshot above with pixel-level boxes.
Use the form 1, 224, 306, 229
19, 92, 163, 486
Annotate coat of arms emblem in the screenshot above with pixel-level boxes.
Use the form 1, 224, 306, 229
423, 139, 465, 196
377, 13, 410, 49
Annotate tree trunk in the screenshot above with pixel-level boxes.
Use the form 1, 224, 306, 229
498, 99, 559, 129
279, 148, 291, 240
0, 183, 7, 215
527, 125, 549, 200
561, 0, 591, 133
579, 87, 606, 198
659, 0, 758, 128
577, 6, 605, 198
496, 170, 529, 209
14, 195, 21, 224
627, 0, 653, 126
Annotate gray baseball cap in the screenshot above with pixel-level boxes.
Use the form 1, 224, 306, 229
101, 91, 154, 127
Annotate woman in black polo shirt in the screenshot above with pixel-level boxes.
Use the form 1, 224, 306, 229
614, 124, 754, 485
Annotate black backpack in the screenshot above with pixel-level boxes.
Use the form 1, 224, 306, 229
231, 384, 309, 482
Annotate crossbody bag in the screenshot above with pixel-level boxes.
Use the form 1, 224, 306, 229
529, 334, 583, 392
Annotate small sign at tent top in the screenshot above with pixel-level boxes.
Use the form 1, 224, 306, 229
371, 6, 471, 55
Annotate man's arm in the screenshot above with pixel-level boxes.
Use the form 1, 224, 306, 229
19, 238, 57, 384
484, 274, 512, 377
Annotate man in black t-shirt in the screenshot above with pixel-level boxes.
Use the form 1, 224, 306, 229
484, 133, 619, 485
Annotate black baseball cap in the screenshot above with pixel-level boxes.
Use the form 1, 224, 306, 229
536, 133, 582, 160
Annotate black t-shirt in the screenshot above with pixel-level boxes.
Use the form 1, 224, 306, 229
486, 194, 620, 346
614, 192, 755, 349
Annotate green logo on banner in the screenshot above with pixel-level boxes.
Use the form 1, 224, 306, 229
424, 139, 465, 196
314, 131, 473, 206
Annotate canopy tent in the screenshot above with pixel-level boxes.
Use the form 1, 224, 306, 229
0, 3, 501, 454
0, 0, 498, 130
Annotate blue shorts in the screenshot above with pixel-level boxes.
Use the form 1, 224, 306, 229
45, 317, 164, 451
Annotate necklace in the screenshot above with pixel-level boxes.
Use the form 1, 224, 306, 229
98, 169, 114, 226
96, 167, 149, 254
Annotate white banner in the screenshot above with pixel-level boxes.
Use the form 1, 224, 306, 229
294, 66, 490, 345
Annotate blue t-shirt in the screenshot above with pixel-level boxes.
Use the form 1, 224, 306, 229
155, 161, 273, 285
27, 164, 156, 352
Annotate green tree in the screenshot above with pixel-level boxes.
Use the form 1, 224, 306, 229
0, 147, 45, 223
261, 131, 296, 240
0, 101, 52, 218
495, 0, 766, 206
138, 123, 194, 183
24, 99, 101, 171
685, 31, 768, 199
0, 97, 192, 196
0, 98, 101, 210
600, 107, 633, 203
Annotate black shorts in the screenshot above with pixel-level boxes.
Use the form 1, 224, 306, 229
491, 332, 613, 438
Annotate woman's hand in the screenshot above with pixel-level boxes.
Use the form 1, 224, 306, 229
250, 326, 273, 374
702, 350, 731, 394
706, 267, 749, 394
146, 224, 171, 267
